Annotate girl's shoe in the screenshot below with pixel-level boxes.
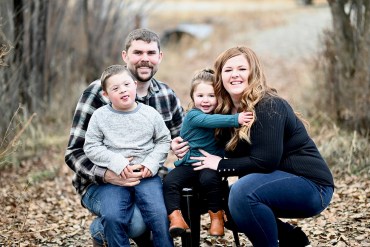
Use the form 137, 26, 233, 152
168, 210, 190, 238
208, 210, 225, 236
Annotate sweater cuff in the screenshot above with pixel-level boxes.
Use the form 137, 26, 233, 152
217, 159, 238, 176
94, 166, 107, 184
234, 113, 240, 126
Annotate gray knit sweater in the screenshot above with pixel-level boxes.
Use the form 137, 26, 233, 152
84, 103, 171, 176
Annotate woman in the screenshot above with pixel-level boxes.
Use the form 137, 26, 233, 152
190, 46, 334, 247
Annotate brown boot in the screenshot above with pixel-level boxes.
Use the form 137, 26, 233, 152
168, 210, 190, 238
208, 210, 225, 236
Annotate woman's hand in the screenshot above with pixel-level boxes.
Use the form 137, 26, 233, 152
171, 136, 189, 159
191, 149, 222, 171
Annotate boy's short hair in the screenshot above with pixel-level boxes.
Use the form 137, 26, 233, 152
124, 28, 161, 52
100, 65, 129, 92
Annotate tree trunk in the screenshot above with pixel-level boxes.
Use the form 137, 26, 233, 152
27, 0, 48, 113
13, 0, 27, 107
325, 0, 370, 133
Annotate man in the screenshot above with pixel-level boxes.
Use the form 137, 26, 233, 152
65, 28, 184, 246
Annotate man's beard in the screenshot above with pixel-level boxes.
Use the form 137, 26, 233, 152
131, 62, 157, 82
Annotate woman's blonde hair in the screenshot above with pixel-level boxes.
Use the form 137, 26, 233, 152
187, 68, 215, 111
213, 46, 278, 150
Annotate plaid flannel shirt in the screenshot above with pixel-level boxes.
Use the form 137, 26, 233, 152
65, 79, 184, 196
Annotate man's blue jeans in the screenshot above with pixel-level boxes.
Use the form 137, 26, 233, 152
82, 175, 173, 247
228, 170, 334, 247
88, 205, 146, 245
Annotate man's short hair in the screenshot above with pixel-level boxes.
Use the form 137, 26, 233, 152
124, 28, 161, 51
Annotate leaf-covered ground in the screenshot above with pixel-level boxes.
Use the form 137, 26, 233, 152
0, 150, 369, 247
1, 1, 369, 246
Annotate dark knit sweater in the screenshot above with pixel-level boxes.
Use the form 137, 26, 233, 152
217, 96, 334, 187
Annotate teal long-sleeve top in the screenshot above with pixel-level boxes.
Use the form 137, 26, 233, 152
174, 108, 240, 166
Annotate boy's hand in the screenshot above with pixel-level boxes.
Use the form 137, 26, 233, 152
124, 164, 152, 178
121, 163, 143, 179
238, 111, 254, 126
141, 167, 152, 178
104, 170, 141, 187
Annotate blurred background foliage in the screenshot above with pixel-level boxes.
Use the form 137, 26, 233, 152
0, 0, 369, 175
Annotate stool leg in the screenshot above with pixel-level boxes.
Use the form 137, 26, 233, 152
181, 188, 201, 247
233, 230, 241, 247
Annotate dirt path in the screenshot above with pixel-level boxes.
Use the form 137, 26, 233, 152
154, 1, 295, 12
248, 6, 331, 62
245, 4, 332, 105
155, 1, 331, 62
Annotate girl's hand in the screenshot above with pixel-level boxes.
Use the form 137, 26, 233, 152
238, 111, 254, 126
171, 136, 189, 159
191, 149, 222, 171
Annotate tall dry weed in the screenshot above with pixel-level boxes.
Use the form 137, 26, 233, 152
310, 113, 369, 174
0, 106, 36, 168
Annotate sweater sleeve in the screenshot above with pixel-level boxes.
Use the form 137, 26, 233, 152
83, 111, 130, 176
141, 111, 171, 175
217, 98, 286, 176
187, 109, 240, 128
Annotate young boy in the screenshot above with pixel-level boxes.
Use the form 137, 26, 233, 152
84, 65, 173, 247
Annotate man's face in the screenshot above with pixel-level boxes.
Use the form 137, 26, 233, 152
122, 40, 163, 83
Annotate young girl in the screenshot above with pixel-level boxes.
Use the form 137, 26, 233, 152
163, 68, 253, 238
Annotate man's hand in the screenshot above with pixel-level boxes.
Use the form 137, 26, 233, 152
171, 136, 189, 159
104, 169, 141, 187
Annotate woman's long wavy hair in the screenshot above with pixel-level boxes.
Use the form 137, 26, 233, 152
213, 46, 278, 151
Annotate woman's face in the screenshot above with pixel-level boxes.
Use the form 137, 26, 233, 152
221, 54, 250, 101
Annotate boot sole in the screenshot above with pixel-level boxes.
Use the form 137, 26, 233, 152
170, 227, 190, 238
209, 233, 225, 237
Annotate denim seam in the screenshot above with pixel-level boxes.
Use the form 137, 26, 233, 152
318, 185, 325, 208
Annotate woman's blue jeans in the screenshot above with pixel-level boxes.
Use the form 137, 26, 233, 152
82, 175, 173, 247
228, 170, 333, 247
